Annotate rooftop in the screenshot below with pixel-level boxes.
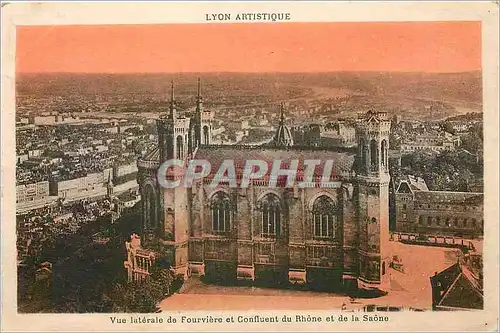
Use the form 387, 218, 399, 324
414, 191, 483, 205
193, 145, 357, 178
430, 261, 483, 310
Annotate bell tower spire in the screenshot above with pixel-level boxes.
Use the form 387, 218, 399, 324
197, 77, 202, 101
106, 173, 114, 197
279, 102, 285, 125
169, 80, 177, 120
196, 77, 203, 114
194, 77, 203, 147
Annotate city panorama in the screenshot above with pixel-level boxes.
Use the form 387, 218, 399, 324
15, 22, 484, 314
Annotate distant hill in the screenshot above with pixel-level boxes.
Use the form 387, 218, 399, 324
16, 71, 480, 100
16, 71, 482, 119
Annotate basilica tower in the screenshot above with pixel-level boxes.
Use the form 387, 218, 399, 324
192, 78, 213, 150
157, 81, 190, 162
355, 110, 391, 292
158, 81, 190, 277
136, 81, 191, 277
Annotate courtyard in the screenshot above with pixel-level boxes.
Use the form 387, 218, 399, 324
160, 242, 475, 311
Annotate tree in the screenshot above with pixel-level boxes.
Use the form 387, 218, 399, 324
109, 280, 165, 313
440, 121, 456, 135
461, 123, 483, 153
115, 208, 142, 239
400, 149, 482, 192
105, 254, 179, 313
149, 258, 175, 297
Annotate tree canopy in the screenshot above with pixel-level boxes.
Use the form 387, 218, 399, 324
400, 149, 482, 192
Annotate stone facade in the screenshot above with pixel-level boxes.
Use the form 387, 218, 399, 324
392, 175, 483, 238
131, 80, 392, 293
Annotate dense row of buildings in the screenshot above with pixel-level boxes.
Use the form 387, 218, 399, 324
400, 131, 461, 153
15, 121, 143, 211
16, 163, 139, 209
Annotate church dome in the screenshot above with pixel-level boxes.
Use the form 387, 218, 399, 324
274, 123, 294, 147
273, 103, 294, 147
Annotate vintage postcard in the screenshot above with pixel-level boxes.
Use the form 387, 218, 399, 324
1, 1, 499, 332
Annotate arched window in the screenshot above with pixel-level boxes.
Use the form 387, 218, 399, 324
312, 195, 338, 239
381, 139, 388, 166
144, 184, 156, 228
203, 125, 210, 145
176, 136, 184, 159
210, 192, 232, 234
382, 262, 386, 275
258, 193, 282, 237
370, 139, 378, 166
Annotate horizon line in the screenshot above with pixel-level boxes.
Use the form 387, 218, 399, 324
16, 69, 482, 76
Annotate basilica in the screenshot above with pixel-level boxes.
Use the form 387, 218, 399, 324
127, 79, 392, 293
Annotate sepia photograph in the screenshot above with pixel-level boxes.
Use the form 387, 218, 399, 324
1, 2, 499, 332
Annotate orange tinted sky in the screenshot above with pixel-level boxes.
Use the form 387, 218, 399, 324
16, 22, 481, 73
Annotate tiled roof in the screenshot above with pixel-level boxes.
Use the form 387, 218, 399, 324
394, 175, 429, 192
414, 191, 483, 204
430, 262, 483, 310
194, 145, 356, 179
142, 147, 160, 162
139, 143, 357, 181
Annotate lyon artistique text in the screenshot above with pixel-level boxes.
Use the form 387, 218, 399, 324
205, 12, 291, 22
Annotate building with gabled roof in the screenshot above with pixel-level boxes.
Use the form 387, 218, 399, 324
391, 175, 483, 238
430, 261, 483, 311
